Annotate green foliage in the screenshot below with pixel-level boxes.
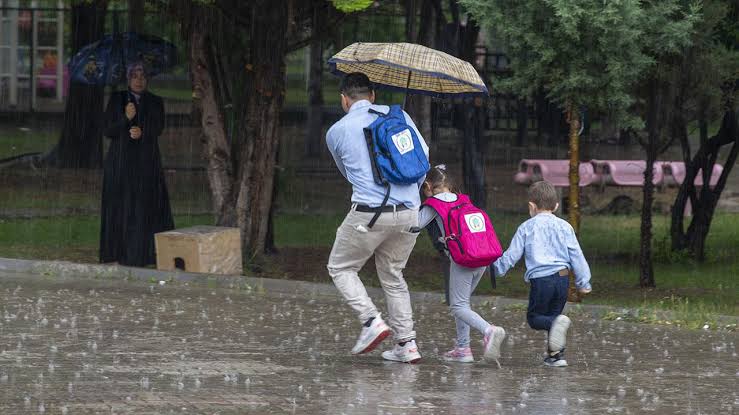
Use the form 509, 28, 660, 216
1, 213, 737, 315
602, 295, 737, 332
672, 1, 739, 124
654, 236, 695, 264
459, 0, 701, 127
330, 0, 374, 13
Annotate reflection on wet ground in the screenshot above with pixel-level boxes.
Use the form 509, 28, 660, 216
0, 272, 736, 414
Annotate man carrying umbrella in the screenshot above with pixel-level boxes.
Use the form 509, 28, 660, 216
326, 72, 429, 363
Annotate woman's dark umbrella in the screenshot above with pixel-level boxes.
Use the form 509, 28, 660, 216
68, 32, 176, 86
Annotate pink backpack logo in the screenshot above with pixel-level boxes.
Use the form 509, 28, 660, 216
423, 194, 503, 268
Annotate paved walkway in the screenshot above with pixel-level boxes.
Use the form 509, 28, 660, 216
0, 271, 736, 414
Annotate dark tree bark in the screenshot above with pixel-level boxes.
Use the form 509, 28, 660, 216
638, 78, 676, 288
462, 98, 487, 208
127, 0, 145, 32
305, 8, 325, 158
234, 1, 289, 256
671, 107, 738, 261
183, 0, 350, 258
639, 147, 656, 288
566, 102, 581, 233
188, 7, 236, 226
44, 0, 108, 169
404, 0, 417, 43
404, 0, 441, 143
516, 98, 528, 147
442, 13, 486, 203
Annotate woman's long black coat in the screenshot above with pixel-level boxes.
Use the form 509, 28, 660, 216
99, 90, 174, 266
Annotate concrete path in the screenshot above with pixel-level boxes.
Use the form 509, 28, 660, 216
0, 271, 736, 414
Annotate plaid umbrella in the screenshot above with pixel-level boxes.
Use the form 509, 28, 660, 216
328, 42, 488, 98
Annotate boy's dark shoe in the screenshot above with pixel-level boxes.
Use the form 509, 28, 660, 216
544, 350, 568, 367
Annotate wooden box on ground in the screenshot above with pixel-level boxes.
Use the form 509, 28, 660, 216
155, 226, 242, 275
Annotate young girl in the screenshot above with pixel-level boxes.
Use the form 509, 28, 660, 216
419, 165, 506, 363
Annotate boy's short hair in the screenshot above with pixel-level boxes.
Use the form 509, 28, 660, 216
528, 181, 559, 210
339, 72, 374, 99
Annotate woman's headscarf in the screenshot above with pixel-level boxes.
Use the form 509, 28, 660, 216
126, 62, 146, 80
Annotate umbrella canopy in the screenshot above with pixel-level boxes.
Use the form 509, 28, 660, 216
69, 32, 177, 86
328, 42, 488, 98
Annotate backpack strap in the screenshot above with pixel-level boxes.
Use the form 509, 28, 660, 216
368, 108, 389, 117
364, 107, 391, 229
367, 184, 391, 229
363, 127, 383, 186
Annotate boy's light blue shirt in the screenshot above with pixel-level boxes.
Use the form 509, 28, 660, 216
492, 212, 592, 290
326, 100, 429, 209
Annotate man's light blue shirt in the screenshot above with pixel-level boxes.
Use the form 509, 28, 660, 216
326, 100, 429, 209
492, 213, 592, 290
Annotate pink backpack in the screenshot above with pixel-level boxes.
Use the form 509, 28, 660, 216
423, 194, 503, 268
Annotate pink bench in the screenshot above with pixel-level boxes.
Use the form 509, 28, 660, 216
662, 161, 723, 187
590, 160, 664, 186
514, 159, 597, 187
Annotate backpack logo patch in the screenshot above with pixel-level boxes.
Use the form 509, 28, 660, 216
464, 213, 486, 233
391, 129, 414, 155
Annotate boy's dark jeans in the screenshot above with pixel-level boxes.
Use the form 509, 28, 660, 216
527, 272, 569, 331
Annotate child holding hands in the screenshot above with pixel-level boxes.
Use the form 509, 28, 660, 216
419, 165, 506, 364
492, 181, 592, 367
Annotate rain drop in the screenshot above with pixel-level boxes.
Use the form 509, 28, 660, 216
140, 377, 150, 389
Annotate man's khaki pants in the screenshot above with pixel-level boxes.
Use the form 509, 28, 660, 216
327, 206, 419, 342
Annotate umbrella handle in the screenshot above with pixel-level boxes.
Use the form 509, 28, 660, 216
402, 70, 412, 110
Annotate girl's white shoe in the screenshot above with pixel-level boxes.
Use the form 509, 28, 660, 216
483, 326, 506, 360
442, 346, 474, 363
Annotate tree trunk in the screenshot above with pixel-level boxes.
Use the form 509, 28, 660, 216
566, 102, 581, 233
516, 98, 528, 147
189, 9, 236, 226
305, 14, 324, 158
462, 99, 487, 207
404, 0, 439, 143
671, 108, 738, 260
44, 1, 108, 169
127, 0, 145, 32
639, 147, 656, 288
639, 77, 675, 288
265, 157, 280, 254
670, 113, 692, 252
404, 0, 417, 43
235, 1, 288, 257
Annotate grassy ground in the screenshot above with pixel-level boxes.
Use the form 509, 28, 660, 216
1, 212, 737, 328
0, 120, 737, 330
0, 126, 57, 159
269, 213, 739, 322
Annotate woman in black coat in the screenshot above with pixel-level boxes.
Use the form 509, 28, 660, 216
99, 62, 174, 266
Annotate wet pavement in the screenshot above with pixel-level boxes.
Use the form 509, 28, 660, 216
0, 271, 736, 414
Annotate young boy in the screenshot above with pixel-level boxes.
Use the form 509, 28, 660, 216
492, 181, 592, 367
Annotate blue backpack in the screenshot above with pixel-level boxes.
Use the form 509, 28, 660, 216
363, 105, 430, 227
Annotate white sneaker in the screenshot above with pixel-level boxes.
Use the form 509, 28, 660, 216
482, 326, 506, 360
548, 315, 571, 353
381, 340, 421, 363
442, 346, 474, 363
351, 314, 392, 355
